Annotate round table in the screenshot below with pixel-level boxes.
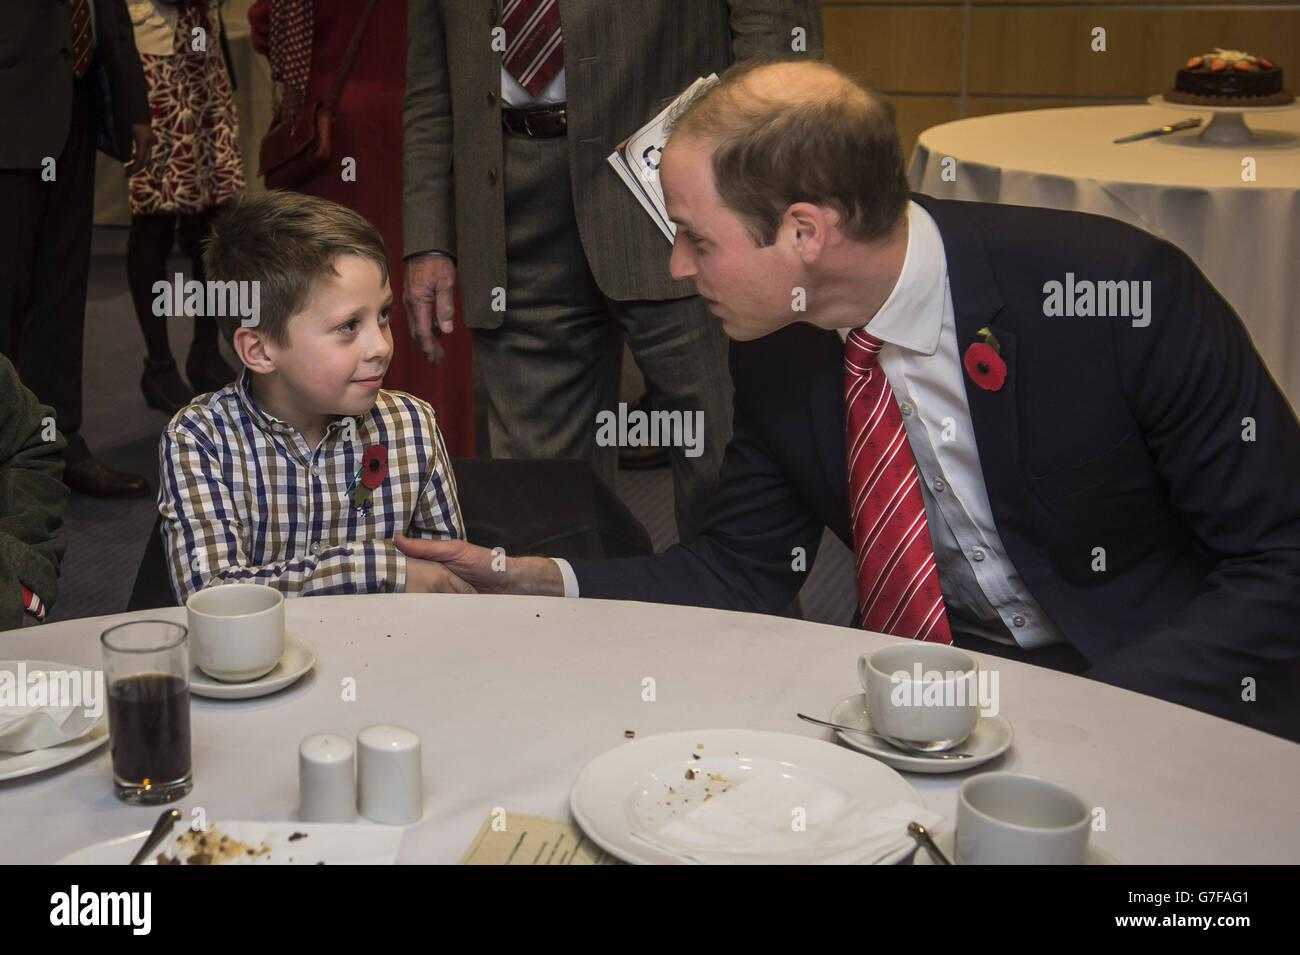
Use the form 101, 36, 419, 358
3, 595, 1298, 864
908, 104, 1300, 413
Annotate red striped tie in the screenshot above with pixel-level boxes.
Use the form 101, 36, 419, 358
69, 0, 94, 79
502, 0, 564, 98
844, 329, 953, 643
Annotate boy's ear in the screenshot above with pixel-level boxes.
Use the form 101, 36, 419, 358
233, 326, 277, 374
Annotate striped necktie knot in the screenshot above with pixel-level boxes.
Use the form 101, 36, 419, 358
844, 328, 885, 375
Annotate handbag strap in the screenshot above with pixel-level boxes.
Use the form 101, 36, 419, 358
323, 0, 379, 112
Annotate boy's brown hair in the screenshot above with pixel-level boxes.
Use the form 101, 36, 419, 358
204, 191, 389, 348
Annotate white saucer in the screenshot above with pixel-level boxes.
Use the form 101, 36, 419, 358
0, 659, 109, 782
828, 693, 1013, 774
189, 634, 317, 699
0, 721, 108, 782
912, 827, 1118, 865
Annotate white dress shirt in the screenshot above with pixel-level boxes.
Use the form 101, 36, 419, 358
500, 68, 566, 108
839, 201, 1064, 648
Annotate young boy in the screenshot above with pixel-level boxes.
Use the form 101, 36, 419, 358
158, 192, 468, 602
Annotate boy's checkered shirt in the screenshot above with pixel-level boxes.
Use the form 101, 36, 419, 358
159, 370, 463, 603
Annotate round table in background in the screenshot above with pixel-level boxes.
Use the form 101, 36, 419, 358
908, 103, 1300, 413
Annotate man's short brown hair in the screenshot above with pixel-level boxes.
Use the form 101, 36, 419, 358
668, 58, 909, 247
205, 191, 390, 347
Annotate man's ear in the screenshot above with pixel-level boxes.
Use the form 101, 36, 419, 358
233, 326, 277, 374
786, 202, 832, 262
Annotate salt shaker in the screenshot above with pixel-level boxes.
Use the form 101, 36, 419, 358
356, 724, 422, 824
298, 733, 356, 823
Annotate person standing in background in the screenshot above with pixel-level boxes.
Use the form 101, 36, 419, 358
248, 0, 475, 457
127, 0, 244, 415
403, 1, 825, 543
0, 0, 155, 497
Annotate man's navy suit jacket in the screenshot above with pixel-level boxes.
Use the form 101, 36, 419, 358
572, 193, 1300, 741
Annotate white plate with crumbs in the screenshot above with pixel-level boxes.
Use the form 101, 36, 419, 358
55, 821, 403, 865
570, 729, 928, 865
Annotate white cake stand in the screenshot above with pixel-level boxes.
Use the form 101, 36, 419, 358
1148, 94, 1300, 144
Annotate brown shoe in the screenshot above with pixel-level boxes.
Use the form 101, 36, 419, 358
64, 457, 150, 498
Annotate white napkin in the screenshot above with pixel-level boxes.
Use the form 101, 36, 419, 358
0, 663, 103, 754
631, 772, 942, 864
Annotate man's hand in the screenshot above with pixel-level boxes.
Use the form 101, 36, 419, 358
123, 123, 156, 177
394, 535, 565, 596
403, 252, 458, 365
403, 556, 477, 594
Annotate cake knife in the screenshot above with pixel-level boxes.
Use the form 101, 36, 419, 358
1114, 118, 1202, 142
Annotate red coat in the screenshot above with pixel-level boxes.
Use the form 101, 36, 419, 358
249, 0, 474, 456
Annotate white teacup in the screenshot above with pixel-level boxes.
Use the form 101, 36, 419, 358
859, 642, 979, 751
186, 584, 285, 682
956, 772, 1090, 865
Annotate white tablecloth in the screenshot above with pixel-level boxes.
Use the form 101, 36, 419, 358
3, 595, 1298, 864
909, 104, 1300, 412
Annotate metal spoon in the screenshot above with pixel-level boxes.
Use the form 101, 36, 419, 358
796, 713, 973, 759
129, 808, 181, 865
908, 821, 952, 865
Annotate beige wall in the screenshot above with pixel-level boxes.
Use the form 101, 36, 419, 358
823, 0, 1300, 162
96, 1, 1300, 223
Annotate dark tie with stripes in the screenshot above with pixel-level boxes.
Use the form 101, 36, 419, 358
502, 0, 564, 98
69, 0, 94, 79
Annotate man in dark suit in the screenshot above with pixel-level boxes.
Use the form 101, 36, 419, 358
397, 60, 1300, 741
0, 0, 154, 496
402, 0, 823, 540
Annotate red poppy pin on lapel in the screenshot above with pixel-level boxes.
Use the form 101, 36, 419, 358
963, 327, 1007, 392
346, 444, 388, 512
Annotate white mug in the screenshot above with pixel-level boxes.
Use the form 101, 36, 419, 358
186, 583, 285, 682
859, 642, 979, 751
956, 772, 1090, 865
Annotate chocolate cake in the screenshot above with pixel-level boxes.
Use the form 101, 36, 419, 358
1166, 48, 1293, 106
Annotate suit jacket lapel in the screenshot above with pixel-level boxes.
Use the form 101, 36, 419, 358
911, 195, 1035, 548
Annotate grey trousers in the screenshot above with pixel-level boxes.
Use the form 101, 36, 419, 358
471, 129, 734, 542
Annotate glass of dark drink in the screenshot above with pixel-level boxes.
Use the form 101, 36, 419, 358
100, 620, 193, 805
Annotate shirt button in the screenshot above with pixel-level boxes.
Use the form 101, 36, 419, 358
311, 465, 322, 477
899, 401, 914, 416
1012, 614, 1026, 628
972, 548, 986, 562
310, 541, 321, 555
934, 477, 947, 492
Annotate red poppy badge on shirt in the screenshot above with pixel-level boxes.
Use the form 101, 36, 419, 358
347, 444, 388, 511
963, 327, 1007, 392
360, 445, 388, 488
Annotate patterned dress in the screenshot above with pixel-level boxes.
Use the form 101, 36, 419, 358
128, 1, 244, 215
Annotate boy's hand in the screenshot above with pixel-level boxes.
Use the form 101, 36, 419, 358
403, 556, 477, 594
394, 535, 564, 596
